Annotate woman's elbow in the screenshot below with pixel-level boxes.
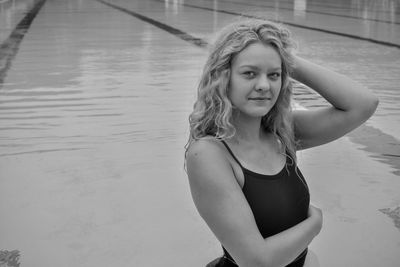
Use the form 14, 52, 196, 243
353, 94, 379, 121
364, 95, 379, 118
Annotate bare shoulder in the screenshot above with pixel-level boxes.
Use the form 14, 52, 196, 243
186, 138, 228, 175
186, 138, 235, 187
186, 137, 225, 161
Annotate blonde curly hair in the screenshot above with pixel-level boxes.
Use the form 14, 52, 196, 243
186, 18, 298, 164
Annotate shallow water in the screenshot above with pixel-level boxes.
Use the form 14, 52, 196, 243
0, 0, 400, 266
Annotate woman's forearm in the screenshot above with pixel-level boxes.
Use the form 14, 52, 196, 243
291, 56, 378, 115
245, 209, 322, 267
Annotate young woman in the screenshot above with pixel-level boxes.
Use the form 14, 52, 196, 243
185, 19, 378, 267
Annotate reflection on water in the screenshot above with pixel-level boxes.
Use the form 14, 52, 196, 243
0, 0, 33, 32
1, 0, 398, 168
294, 0, 307, 19
0, 17, 203, 159
164, 0, 185, 15
352, 0, 398, 23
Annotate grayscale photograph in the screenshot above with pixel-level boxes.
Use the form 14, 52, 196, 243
0, 0, 399, 266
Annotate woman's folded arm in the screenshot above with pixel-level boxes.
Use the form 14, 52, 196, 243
186, 139, 322, 267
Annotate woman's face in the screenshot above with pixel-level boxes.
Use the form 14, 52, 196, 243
228, 42, 282, 118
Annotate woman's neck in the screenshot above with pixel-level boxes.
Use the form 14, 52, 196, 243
230, 112, 264, 144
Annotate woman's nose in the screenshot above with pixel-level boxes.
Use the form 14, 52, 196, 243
255, 75, 270, 92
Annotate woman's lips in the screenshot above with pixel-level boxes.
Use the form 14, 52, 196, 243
249, 97, 271, 100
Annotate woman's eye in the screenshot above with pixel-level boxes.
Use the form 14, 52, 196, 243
243, 71, 256, 78
269, 72, 281, 80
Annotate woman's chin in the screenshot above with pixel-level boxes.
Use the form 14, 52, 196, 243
244, 109, 272, 118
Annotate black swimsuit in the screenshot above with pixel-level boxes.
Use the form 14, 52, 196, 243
217, 141, 310, 267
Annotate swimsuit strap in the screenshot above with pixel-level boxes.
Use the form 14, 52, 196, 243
220, 140, 244, 169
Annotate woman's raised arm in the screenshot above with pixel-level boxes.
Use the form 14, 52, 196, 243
186, 139, 322, 267
292, 56, 379, 150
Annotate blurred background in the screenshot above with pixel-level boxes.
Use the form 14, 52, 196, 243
0, 0, 399, 266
